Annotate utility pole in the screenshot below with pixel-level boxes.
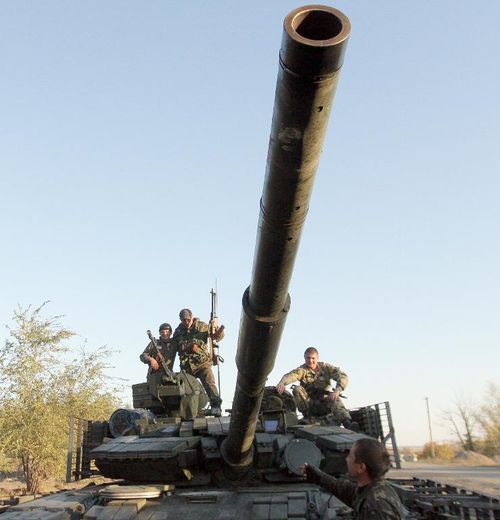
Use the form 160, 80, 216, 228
424, 396, 435, 458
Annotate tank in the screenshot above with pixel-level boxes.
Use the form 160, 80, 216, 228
86, 3, 368, 487
1, 6, 401, 520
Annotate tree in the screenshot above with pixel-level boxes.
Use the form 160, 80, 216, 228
0, 303, 122, 492
442, 393, 478, 452
476, 382, 500, 457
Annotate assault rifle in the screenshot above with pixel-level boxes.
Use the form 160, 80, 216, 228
146, 329, 176, 383
209, 286, 224, 396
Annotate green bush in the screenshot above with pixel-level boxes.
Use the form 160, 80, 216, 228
0, 303, 123, 492
420, 442, 457, 460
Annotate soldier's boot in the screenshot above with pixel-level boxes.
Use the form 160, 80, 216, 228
201, 406, 221, 417
328, 397, 352, 421
209, 406, 221, 417
204, 406, 221, 416
206, 396, 222, 417
342, 419, 360, 432
322, 413, 342, 426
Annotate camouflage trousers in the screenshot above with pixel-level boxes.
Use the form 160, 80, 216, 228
187, 363, 221, 408
292, 385, 351, 423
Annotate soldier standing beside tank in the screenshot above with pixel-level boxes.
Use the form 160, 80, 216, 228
276, 346, 352, 425
170, 308, 224, 416
140, 322, 176, 373
303, 438, 404, 519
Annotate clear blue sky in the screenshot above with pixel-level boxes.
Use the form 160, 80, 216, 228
1, 1, 498, 447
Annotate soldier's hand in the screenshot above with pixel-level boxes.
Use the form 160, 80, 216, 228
149, 358, 160, 371
190, 342, 202, 353
303, 463, 322, 485
276, 383, 286, 394
328, 388, 341, 401
213, 324, 225, 340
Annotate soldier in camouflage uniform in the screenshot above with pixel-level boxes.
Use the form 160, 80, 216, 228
276, 346, 351, 424
170, 308, 225, 416
140, 322, 177, 373
303, 438, 405, 519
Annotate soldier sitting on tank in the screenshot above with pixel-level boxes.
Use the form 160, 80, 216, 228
302, 438, 405, 519
276, 346, 352, 426
140, 322, 177, 373
170, 308, 224, 416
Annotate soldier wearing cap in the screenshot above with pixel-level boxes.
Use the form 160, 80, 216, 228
170, 308, 225, 415
140, 322, 177, 373
303, 438, 404, 519
276, 346, 352, 425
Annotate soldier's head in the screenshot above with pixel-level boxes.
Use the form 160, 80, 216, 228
159, 323, 172, 340
346, 438, 391, 482
303, 347, 319, 370
179, 308, 193, 329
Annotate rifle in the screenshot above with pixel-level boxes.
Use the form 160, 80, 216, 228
146, 330, 176, 383
209, 285, 224, 397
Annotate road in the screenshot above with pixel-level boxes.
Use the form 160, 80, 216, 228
388, 462, 500, 497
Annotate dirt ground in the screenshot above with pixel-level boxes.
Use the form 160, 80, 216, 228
0, 475, 110, 499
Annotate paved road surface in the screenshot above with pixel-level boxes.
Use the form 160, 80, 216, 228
388, 462, 500, 497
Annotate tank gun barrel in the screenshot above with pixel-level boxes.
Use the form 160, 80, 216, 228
222, 5, 351, 469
